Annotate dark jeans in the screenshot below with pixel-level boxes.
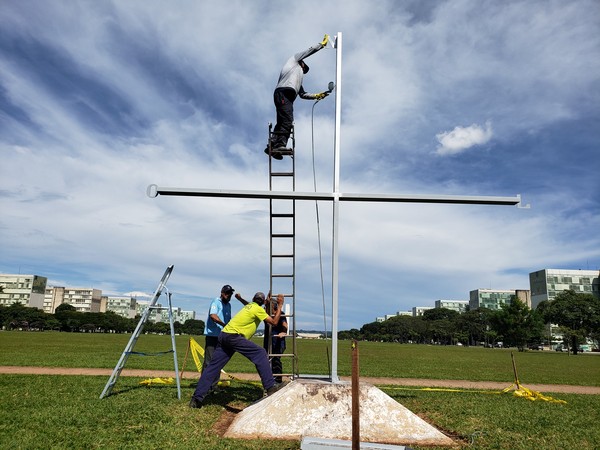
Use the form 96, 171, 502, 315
192, 332, 276, 402
203, 335, 219, 389
271, 337, 286, 383
271, 88, 296, 148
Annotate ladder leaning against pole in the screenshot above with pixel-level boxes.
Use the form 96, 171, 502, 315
265, 123, 297, 380
100, 265, 181, 399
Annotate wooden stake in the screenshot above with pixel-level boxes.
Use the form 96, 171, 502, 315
510, 351, 520, 388
352, 340, 360, 450
179, 339, 191, 382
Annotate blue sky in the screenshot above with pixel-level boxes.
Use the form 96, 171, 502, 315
1, 0, 599, 331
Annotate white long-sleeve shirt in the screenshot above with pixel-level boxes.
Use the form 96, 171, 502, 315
275, 42, 324, 99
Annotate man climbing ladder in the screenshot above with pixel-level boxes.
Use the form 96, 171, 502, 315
265, 34, 331, 160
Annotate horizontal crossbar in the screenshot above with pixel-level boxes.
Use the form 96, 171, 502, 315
147, 185, 524, 206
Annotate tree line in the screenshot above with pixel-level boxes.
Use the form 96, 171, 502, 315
339, 290, 600, 354
0, 302, 205, 335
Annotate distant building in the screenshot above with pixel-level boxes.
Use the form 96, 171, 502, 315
105, 296, 137, 319
0, 273, 47, 309
412, 306, 433, 317
45, 286, 102, 313
434, 299, 469, 313
296, 332, 323, 339
155, 306, 195, 323
529, 269, 600, 309
135, 300, 161, 322
44, 286, 65, 313
469, 289, 530, 311
376, 310, 411, 322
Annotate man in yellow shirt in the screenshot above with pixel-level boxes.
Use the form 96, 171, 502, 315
190, 292, 286, 408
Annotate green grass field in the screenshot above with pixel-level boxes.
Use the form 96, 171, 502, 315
1, 331, 599, 449
1, 332, 598, 386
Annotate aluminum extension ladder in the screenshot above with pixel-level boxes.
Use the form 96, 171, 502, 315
265, 124, 297, 379
100, 265, 181, 399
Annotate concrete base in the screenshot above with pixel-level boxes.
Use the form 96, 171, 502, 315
224, 379, 455, 447
301, 436, 412, 449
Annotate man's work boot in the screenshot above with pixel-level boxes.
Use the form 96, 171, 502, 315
189, 397, 203, 408
264, 147, 283, 160
266, 381, 289, 396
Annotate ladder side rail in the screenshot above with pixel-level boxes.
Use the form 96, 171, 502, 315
100, 265, 173, 399
267, 122, 275, 359
166, 291, 181, 400
290, 125, 297, 378
99, 302, 154, 398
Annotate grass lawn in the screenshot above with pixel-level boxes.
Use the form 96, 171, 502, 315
0, 374, 599, 450
1, 332, 598, 386
1, 332, 599, 449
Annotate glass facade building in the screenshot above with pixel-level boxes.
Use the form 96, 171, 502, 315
469, 289, 519, 311
529, 269, 600, 308
435, 299, 469, 313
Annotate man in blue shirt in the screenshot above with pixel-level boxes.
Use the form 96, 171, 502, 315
202, 284, 247, 389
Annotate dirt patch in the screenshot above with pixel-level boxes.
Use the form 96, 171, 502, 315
212, 407, 240, 436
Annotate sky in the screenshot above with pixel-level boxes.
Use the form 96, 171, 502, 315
1, 0, 599, 331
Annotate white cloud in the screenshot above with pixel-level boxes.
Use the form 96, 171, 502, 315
1, 0, 599, 331
435, 121, 493, 156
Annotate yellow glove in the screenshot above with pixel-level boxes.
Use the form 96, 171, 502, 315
321, 34, 329, 47
315, 92, 330, 100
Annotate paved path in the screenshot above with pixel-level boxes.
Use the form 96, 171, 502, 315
2, 366, 599, 395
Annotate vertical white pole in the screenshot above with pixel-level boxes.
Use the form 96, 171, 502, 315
331, 32, 342, 383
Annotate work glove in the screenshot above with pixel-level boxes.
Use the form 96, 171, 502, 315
315, 92, 330, 100
320, 34, 329, 47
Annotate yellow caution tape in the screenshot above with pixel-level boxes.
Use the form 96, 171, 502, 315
139, 338, 262, 388
502, 381, 567, 404
188, 338, 258, 385
139, 377, 174, 386
383, 382, 566, 404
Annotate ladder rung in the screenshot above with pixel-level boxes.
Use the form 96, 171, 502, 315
268, 354, 295, 357
269, 295, 293, 300
272, 254, 294, 258
272, 274, 293, 278
270, 172, 294, 177
272, 233, 294, 238
271, 213, 294, 218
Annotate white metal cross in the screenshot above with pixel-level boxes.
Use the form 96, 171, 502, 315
147, 32, 525, 382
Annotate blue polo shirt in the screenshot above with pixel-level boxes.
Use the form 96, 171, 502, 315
203, 297, 231, 336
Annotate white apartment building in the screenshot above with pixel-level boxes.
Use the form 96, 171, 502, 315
44, 286, 65, 313
0, 274, 47, 309
376, 311, 412, 322
45, 286, 102, 313
412, 306, 433, 317
155, 306, 196, 323
135, 301, 195, 323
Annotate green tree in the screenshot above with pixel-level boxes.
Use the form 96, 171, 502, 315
382, 315, 416, 343
456, 307, 493, 346
182, 319, 205, 335
422, 308, 459, 345
538, 290, 600, 355
338, 328, 361, 340
55, 303, 80, 331
489, 298, 544, 351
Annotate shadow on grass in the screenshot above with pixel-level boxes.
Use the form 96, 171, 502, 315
110, 380, 262, 403
107, 383, 176, 397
